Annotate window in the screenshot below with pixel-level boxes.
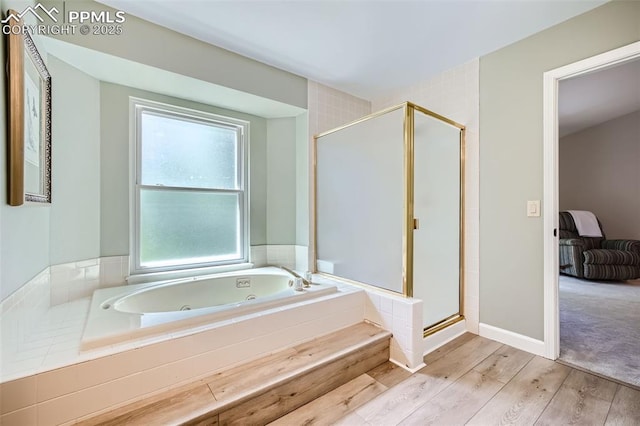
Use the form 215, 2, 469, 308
131, 99, 249, 274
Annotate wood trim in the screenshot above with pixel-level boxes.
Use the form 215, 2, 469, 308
6, 10, 25, 206
542, 40, 640, 360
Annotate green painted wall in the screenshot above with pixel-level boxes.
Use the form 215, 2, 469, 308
1, 0, 48, 300
99, 82, 270, 256
40, 0, 307, 110
0, 50, 101, 300
266, 118, 297, 245
1, 0, 307, 301
49, 56, 101, 265
479, 0, 640, 340
295, 113, 310, 246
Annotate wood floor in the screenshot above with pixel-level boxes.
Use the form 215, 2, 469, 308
272, 333, 640, 425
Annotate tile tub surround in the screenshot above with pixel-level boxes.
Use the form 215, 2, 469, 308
0, 279, 365, 425
50, 256, 129, 306
0, 250, 307, 383
250, 244, 307, 270
0, 257, 129, 382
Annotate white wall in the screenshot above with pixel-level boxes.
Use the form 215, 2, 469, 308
560, 110, 640, 240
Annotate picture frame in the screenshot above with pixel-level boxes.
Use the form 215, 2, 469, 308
5, 10, 52, 205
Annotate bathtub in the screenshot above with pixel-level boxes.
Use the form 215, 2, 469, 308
81, 267, 337, 349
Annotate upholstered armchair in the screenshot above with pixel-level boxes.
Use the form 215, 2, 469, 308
559, 211, 640, 280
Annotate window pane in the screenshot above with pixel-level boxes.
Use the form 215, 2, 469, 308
139, 189, 241, 268
140, 112, 239, 189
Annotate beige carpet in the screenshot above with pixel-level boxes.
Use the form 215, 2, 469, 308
559, 275, 640, 388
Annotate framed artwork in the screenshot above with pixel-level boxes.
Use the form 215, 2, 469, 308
5, 10, 52, 205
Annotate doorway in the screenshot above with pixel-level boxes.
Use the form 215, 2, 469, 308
543, 41, 640, 384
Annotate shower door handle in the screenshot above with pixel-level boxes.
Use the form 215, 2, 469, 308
413, 218, 420, 230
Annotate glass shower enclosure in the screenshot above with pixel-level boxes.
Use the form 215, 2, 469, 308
312, 102, 465, 335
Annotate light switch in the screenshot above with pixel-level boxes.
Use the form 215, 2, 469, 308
527, 200, 540, 217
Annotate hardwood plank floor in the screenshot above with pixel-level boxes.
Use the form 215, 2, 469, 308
366, 361, 412, 388
605, 385, 640, 426
398, 345, 533, 425
467, 357, 571, 425
472, 344, 534, 384
535, 369, 617, 426
397, 370, 503, 425
354, 336, 502, 424
280, 333, 640, 425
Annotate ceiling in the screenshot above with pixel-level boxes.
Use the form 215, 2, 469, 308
559, 59, 640, 137
98, 0, 607, 100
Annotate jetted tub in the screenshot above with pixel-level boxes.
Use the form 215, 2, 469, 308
81, 267, 337, 349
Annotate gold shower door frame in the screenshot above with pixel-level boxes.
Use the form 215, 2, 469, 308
311, 102, 466, 336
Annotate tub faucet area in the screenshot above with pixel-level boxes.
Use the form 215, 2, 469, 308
276, 266, 311, 288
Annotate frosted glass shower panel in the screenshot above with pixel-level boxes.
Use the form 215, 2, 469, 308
413, 112, 461, 328
316, 108, 405, 293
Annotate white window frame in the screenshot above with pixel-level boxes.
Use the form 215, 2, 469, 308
129, 97, 250, 278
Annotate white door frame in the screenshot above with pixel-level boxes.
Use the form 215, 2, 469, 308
543, 41, 640, 359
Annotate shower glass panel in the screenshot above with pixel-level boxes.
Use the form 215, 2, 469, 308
413, 112, 462, 330
314, 102, 464, 335
315, 107, 405, 293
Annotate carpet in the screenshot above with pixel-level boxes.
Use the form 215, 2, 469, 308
559, 275, 640, 388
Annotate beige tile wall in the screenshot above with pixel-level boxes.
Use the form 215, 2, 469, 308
307, 80, 371, 138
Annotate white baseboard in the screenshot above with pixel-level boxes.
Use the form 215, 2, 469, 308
479, 323, 545, 356
423, 319, 468, 357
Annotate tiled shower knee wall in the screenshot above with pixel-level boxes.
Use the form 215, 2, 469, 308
372, 58, 481, 335
364, 290, 424, 370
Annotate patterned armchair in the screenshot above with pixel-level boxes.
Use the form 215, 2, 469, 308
559, 211, 640, 280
